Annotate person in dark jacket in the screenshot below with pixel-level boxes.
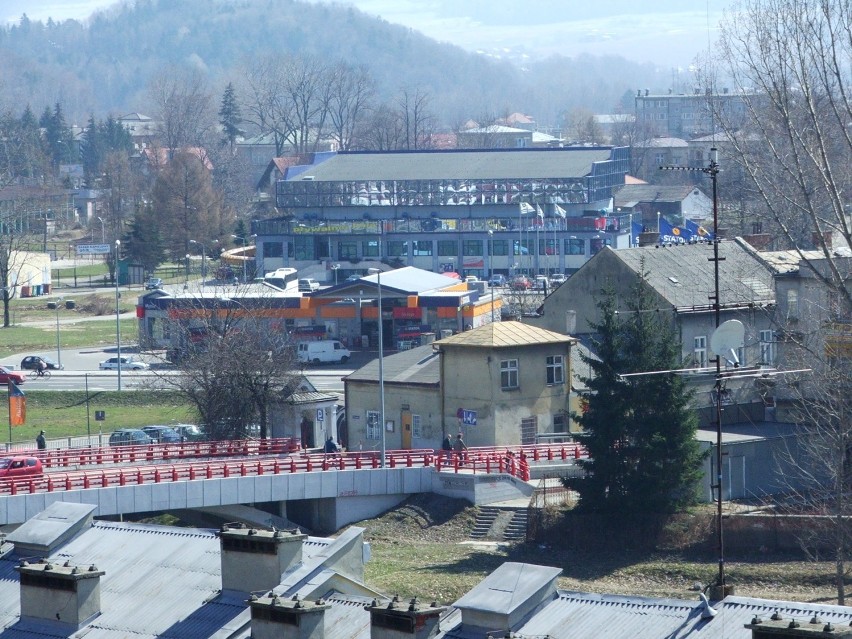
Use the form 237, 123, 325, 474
324, 436, 338, 454
36, 430, 46, 450
441, 434, 453, 461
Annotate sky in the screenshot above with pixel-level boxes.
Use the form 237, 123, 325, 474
5, 0, 738, 67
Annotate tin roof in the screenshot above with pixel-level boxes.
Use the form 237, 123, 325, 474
344, 344, 440, 386
285, 148, 616, 182
436, 321, 574, 348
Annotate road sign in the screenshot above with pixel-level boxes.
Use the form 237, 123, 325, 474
77, 244, 112, 255
316, 408, 324, 422
461, 409, 477, 426
95, 410, 105, 421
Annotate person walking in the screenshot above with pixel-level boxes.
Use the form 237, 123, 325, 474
453, 432, 468, 464
441, 433, 453, 462
36, 430, 46, 450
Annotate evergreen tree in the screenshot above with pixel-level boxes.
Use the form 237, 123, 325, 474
218, 82, 242, 150
123, 204, 166, 275
568, 267, 704, 513
80, 114, 102, 183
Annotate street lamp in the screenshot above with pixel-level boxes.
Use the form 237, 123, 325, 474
231, 234, 256, 282
184, 254, 190, 289
189, 240, 207, 281
367, 267, 386, 468
55, 297, 63, 368
488, 230, 495, 323
96, 216, 105, 244
331, 263, 341, 285
114, 240, 122, 392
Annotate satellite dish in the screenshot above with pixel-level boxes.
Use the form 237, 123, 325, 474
710, 320, 745, 367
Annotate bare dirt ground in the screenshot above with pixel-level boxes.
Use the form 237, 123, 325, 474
353, 494, 846, 605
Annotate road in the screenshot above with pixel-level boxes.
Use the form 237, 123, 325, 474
2, 346, 352, 393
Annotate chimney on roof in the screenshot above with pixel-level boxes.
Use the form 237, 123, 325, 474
16, 559, 105, 631
250, 593, 331, 639
745, 612, 852, 637
367, 596, 446, 639
645, 88, 650, 96
565, 310, 576, 335
219, 523, 307, 594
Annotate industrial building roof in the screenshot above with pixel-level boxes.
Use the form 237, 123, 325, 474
609, 238, 775, 310
286, 148, 616, 181
436, 320, 574, 349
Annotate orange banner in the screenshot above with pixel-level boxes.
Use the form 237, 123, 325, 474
8, 382, 25, 426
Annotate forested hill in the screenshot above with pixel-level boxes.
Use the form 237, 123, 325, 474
0, 0, 666, 127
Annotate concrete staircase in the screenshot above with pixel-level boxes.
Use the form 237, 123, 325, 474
470, 506, 528, 541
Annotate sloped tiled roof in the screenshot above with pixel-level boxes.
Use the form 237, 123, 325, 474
608, 238, 775, 309
344, 344, 440, 385
436, 321, 574, 348
284, 148, 615, 182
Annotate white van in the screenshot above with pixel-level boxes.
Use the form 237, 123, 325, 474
297, 340, 351, 364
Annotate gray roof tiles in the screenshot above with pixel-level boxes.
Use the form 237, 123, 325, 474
288, 148, 615, 181
344, 344, 440, 386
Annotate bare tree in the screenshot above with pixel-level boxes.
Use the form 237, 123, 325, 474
327, 62, 375, 151
148, 65, 216, 155
155, 292, 303, 440
397, 87, 436, 150
0, 207, 40, 327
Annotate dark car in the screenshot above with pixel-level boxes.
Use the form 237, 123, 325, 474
20, 355, 63, 371
171, 424, 206, 442
0, 366, 26, 385
144, 277, 163, 290
108, 428, 154, 447
141, 425, 182, 443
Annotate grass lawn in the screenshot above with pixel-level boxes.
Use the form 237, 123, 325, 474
2, 391, 197, 444
0, 319, 139, 359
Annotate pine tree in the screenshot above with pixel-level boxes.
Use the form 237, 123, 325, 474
218, 82, 242, 151
123, 204, 166, 275
568, 267, 704, 513
80, 114, 102, 183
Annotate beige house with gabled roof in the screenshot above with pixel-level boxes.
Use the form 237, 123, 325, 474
342, 321, 577, 450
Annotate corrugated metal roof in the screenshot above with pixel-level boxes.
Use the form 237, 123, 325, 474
436, 321, 574, 348
286, 148, 615, 182
287, 391, 340, 405
453, 562, 561, 615
344, 344, 440, 385
361, 267, 467, 295
611, 239, 776, 309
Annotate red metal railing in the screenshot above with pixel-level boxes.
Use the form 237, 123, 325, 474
0, 444, 584, 496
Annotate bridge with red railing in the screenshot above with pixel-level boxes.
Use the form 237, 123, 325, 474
0, 439, 586, 526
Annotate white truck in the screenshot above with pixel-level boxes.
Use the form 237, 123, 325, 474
297, 340, 351, 364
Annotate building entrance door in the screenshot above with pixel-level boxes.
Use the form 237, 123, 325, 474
401, 411, 412, 449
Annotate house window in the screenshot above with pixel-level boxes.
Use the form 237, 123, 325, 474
463, 240, 483, 256
366, 411, 381, 440
786, 289, 798, 319
437, 240, 457, 257
760, 330, 775, 366
263, 241, 284, 258
412, 414, 422, 439
694, 336, 708, 368
546, 355, 564, 385
654, 153, 666, 165
387, 241, 406, 257
362, 240, 380, 257
412, 240, 432, 256
566, 238, 585, 255
553, 413, 567, 433
501, 359, 519, 390
492, 239, 509, 256
293, 236, 314, 260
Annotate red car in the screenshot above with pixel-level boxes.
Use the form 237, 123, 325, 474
0, 456, 43, 479
0, 366, 26, 385
509, 276, 533, 290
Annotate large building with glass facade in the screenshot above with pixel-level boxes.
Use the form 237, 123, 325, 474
252, 147, 632, 281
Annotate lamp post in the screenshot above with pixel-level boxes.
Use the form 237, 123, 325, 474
114, 240, 122, 392
96, 216, 105, 244
55, 297, 63, 368
367, 267, 386, 468
231, 234, 256, 282
331, 263, 341, 285
488, 230, 495, 323
184, 254, 190, 289
189, 239, 207, 281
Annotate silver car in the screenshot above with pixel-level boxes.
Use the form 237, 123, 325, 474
99, 357, 150, 371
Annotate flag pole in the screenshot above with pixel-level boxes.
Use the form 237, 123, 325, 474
7, 382, 11, 445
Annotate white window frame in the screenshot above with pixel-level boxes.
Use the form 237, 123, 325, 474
694, 336, 708, 368
412, 414, 422, 439
546, 355, 565, 385
366, 410, 381, 440
786, 289, 799, 319
501, 359, 519, 390
760, 330, 775, 366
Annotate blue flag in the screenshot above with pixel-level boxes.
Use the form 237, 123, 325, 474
659, 217, 691, 244
631, 220, 643, 246
686, 218, 714, 240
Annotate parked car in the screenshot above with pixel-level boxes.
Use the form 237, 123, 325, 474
534, 275, 550, 291
0, 366, 26, 385
509, 276, 532, 290
108, 428, 154, 446
550, 273, 567, 285
298, 278, 320, 292
20, 355, 63, 371
144, 277, 163, 290
141, 425, 182, 443
99, 357, 150, 371
297, 340, 351, 364
0, 456, 43, 479
345, 274, 361, 282
171, 424, 206, 442
464, 275, 479, 284
488, 274, 507, 287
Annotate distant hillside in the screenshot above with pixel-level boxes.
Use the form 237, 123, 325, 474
0, 0, 667, 127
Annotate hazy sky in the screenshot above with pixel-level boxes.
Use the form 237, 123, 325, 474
6, 0, 737, 66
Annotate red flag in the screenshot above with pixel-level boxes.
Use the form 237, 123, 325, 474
8, 381, 25, 427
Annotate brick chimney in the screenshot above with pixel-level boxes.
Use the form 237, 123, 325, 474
249, 593, 330, 639
16, 559, 105, 630
367, 596, 446, 639
745, 612, 852, 637
219, 523, 307, 594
